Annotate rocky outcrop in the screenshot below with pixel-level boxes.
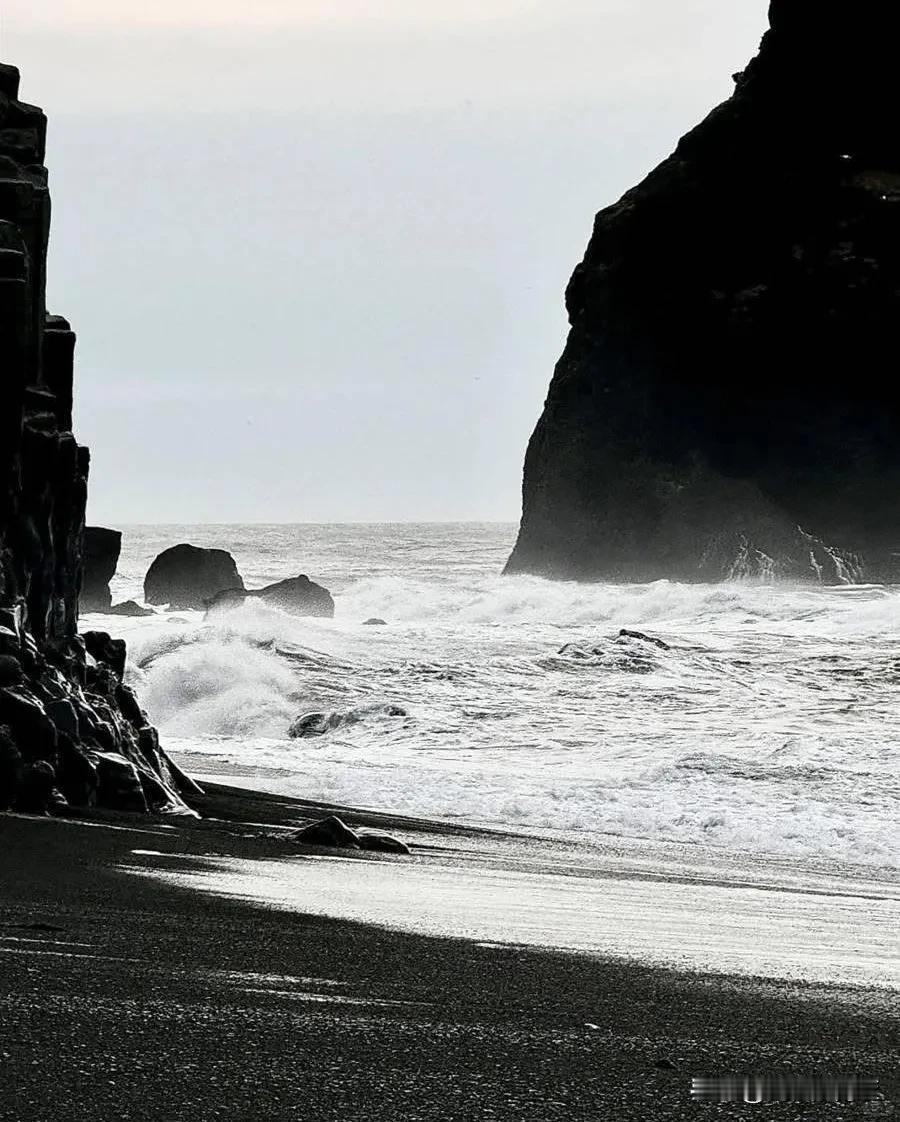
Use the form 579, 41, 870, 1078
144, 544, 244, 609
506, 1, 900, 584
0, 64, 198, 816
205, 574, 335, 617
81, 526, 121, 611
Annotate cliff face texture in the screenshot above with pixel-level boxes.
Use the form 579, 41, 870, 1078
0, 65, 198, 815
506, 0, 900, 583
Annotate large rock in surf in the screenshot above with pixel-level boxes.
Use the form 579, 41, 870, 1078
506, 1, 900, 584
80, 526, 121, 611
257, 575, 334, 617
0, 64, 199, 816
144, 544, 244, 610
205, 574, 335, 618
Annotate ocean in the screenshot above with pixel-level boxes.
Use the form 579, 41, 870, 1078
86, 522, 899, 873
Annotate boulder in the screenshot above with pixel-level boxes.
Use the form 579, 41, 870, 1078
506, 0, 900, 583
106, 600, 154, 618
144, 544, 244, 610
256, 575, 334, 617
288, 703, 408, 739
206, 575, 334, 619
80, 526, 121, 611
293, 816, 411, 854
295, 815, 360, 849
288, 712, 337, 739
363, 618, 387, 626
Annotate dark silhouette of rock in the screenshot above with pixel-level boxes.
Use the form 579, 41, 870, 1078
106, 600, 154, 617
295, 815, 360, 849
618, 630, 670, 651
257, 575, 334, 617
205, 574, 334, 618
294, 815, 410, 855
82, 631, 126, 679
144, 544, 244, 610
363, 618, 387, 626
95, 752, 148, 814
0, 64, 200, 817
80, 526, 121, 611
507, 1, 900, 584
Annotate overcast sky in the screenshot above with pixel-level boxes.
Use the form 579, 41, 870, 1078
4, 0, 767, 523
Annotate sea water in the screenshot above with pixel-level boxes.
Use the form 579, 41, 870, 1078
86, 523, 900, 872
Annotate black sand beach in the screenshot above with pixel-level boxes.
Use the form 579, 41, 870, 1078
1, 786, 896, 1121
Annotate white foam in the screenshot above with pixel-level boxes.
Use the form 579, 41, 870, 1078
100, 526, 900, 872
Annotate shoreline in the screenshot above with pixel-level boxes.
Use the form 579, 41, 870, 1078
1, 784, 897, 1119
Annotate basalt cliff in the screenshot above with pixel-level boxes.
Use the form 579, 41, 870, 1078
506, 0, 900, 583
0, 64, 198, 815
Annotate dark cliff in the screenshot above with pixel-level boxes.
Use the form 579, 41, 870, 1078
506, 0, 900, 583
0, 64, 198, 815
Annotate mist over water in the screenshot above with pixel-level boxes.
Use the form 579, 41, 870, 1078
90, 523, 900, 870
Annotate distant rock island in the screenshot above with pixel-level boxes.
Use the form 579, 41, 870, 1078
506, 0, 900, 583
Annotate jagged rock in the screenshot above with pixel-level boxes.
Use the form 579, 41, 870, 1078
45, 697, 79, 738
94, 752, 148, 813
0, 687, 57, 760
80, 526, 121, 611
0, 65, 200, 818
205, 574, 335, 618
144, 544, 244, 610
506, 1, 900, 584
82, 631, 126, 679
295, 815, 360, 849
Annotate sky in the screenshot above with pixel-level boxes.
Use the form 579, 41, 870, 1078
4, 0, 768, 523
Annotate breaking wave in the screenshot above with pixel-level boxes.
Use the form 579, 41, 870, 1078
93, 525, 900, 871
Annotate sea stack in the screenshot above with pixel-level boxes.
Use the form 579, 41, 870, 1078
0, 65, 197, 815
506, 1, 900, 584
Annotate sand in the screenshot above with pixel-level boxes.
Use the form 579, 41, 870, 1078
0, 784, 897, 1121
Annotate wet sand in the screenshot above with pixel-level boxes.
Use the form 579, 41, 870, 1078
0, 784, 897, 1120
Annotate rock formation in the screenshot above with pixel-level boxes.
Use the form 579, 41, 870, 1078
144, 543, 244, 609
506, 1, 900, 584
205, 574, 335, 617
81, 526, 121, 611
0, 65, 198, 815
